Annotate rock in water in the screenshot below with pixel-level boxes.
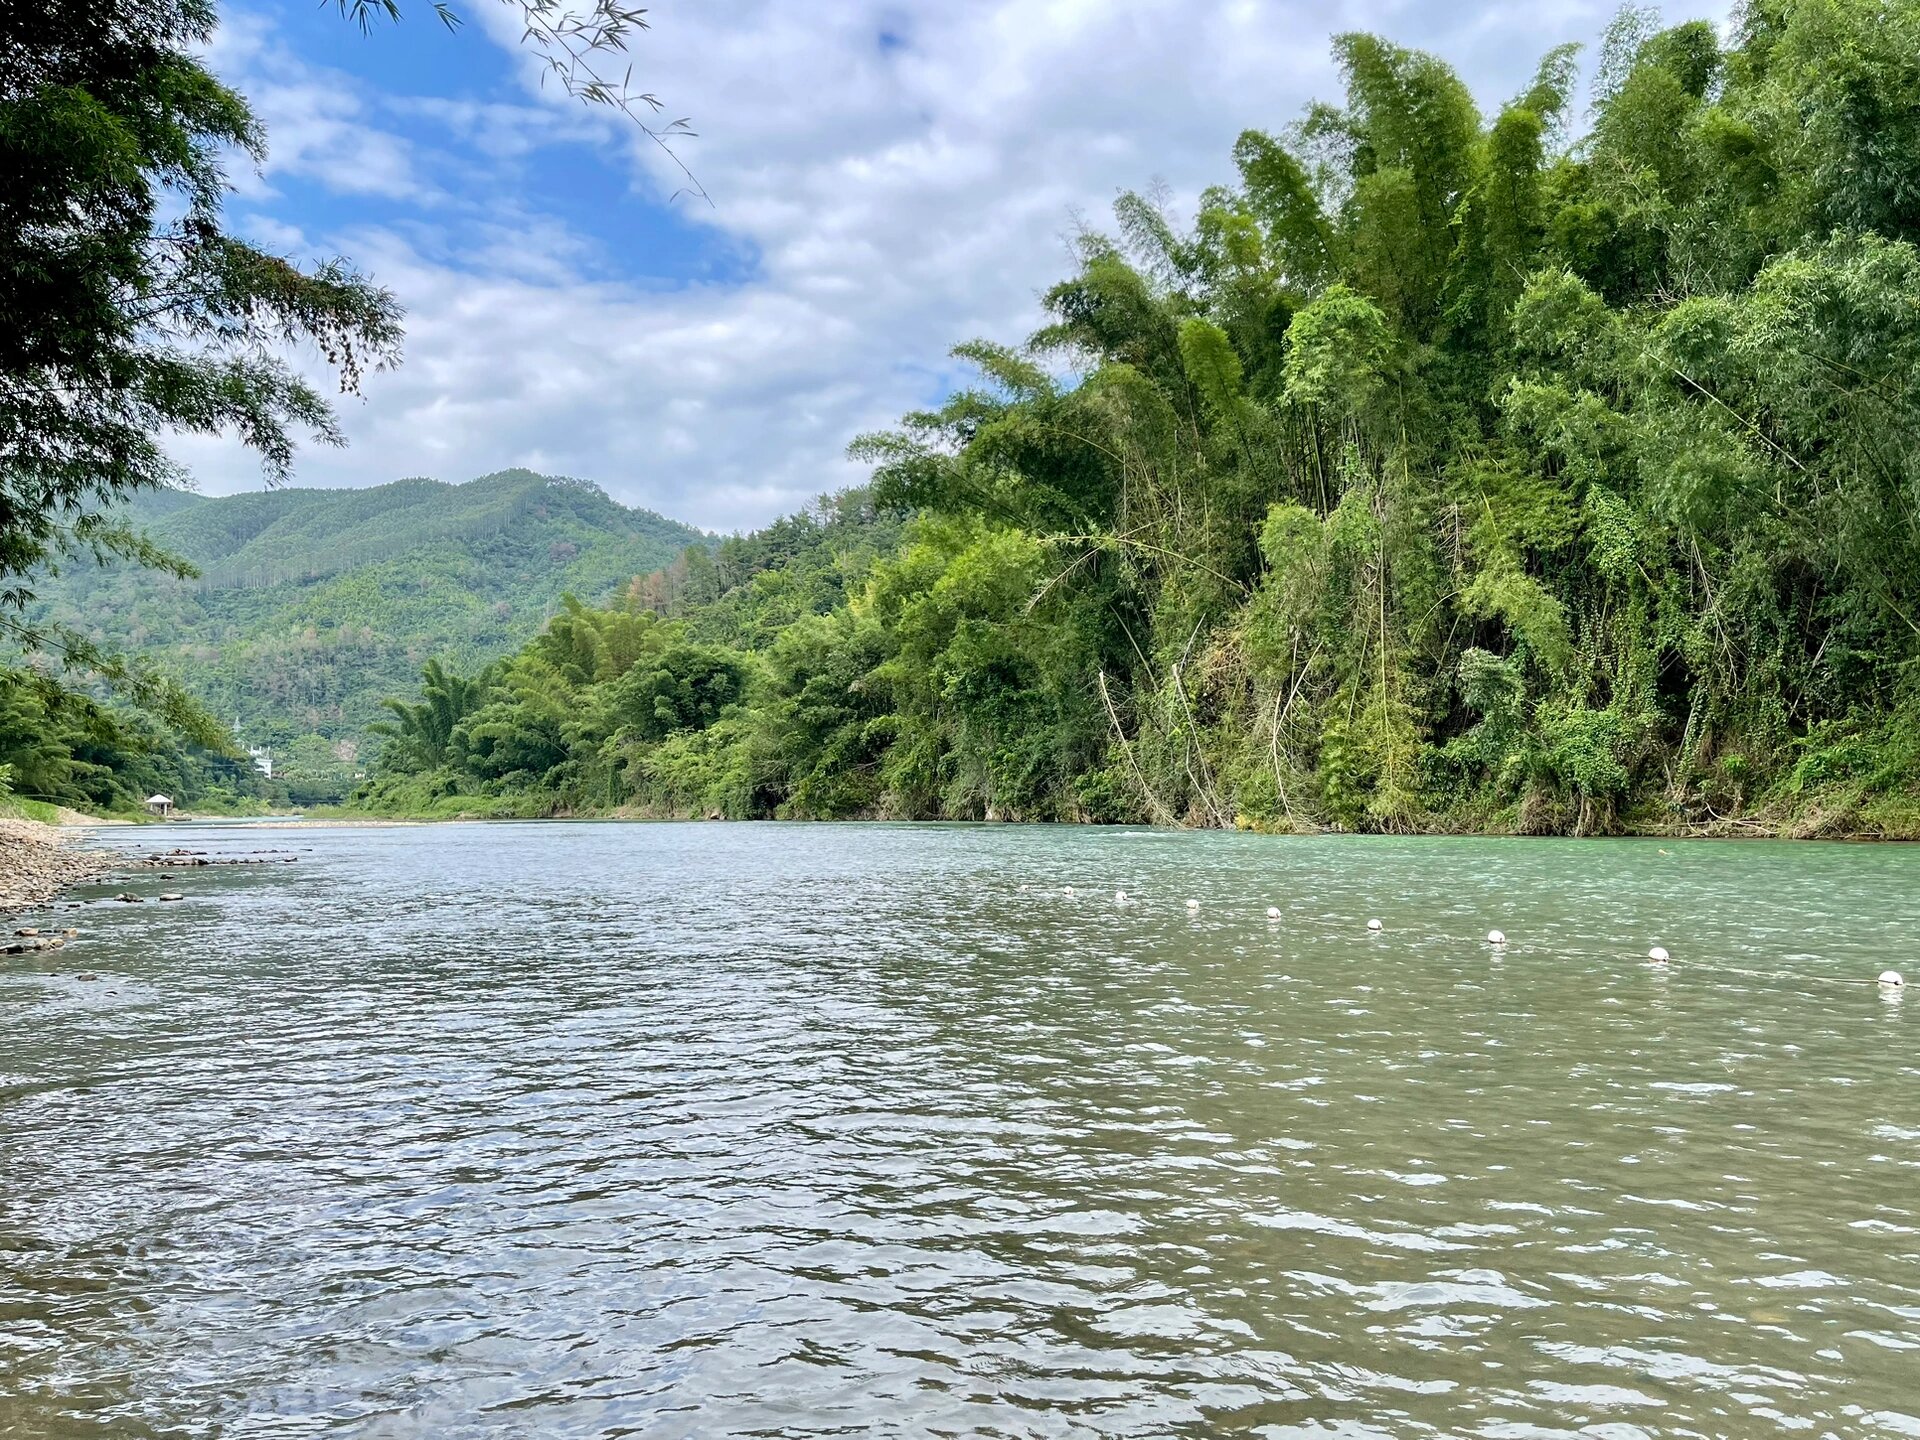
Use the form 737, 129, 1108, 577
4, 935, 66, 955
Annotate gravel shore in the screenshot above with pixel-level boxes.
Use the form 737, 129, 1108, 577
0, 819, 117, 912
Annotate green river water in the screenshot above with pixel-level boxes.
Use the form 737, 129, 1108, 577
1, 822, 1915, 1437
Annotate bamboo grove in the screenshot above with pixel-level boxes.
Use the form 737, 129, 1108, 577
360, 2, 1920, 835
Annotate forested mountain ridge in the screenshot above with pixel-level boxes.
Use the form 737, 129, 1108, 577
357, 4, 1920, 837
29, 471, 707, 793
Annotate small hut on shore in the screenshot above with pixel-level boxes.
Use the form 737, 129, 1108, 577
146, 794, 174, 818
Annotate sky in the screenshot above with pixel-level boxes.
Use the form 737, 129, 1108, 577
182, 0, 1718, 533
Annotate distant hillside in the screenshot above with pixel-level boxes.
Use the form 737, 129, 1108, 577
33, 470, 709, 761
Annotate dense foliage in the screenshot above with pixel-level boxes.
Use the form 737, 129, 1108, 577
367, 1, 1920, 834
355, 491, 904, 815
0, 666, 260, 816
29, 471, 707, 797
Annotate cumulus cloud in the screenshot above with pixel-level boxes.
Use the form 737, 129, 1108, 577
182, 0, 1722, 532
207, 13, 431, 202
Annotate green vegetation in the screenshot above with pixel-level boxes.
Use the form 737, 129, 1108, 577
353, 492, 903, 816
26, 470, 706, 803
359, 3, 1920, 837
0, 666, 260, 818
0, 4, 711, 816
1, 0, 398, 636
1, 0, 403, 810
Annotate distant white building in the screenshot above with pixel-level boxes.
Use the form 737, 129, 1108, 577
248, 745, 273, 779
146, 794, 174, 817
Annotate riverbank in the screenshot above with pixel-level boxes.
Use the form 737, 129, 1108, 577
0, 819, 118, 912
316, 790, 1920, 840
157, 817, 427, 829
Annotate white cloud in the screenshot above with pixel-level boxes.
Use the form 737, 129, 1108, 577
182, 0, 1724, 532
207, 13, 432, 203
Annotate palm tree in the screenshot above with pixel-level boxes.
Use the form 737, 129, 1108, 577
369, 660, 492, 770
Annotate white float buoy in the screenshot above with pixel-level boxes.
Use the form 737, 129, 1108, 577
1880, 970, 1905, 989
1648, 946, 1670, 964
1487, 929, 1506, 946
1266, 905, 1282, 920
1114, 889, 1129, 905
1186, 898, 1200, 912
1367, 918, 1383, 932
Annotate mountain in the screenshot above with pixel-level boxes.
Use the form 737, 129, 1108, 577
32, 470, 709, 775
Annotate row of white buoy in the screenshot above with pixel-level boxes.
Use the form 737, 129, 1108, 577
1039, 884, 1905, 989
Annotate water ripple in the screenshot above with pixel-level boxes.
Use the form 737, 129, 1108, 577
2, 823, 1917, 1437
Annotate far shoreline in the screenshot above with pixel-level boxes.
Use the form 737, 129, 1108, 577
132, 810, 1920, 843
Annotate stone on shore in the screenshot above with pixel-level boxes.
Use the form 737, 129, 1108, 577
0, 819, 116, 914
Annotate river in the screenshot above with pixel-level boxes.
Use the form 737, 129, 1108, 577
2, 822, 1916, 1437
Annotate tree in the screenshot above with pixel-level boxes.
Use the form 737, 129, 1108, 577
369, 658, 493, 771
1, 0, 401, 642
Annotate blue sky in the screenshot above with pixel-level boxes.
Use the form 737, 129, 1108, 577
224, 3, 747, 286
184, 0, 1720, 532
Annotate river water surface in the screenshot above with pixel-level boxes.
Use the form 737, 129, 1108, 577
2, 822, 1917, 1437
